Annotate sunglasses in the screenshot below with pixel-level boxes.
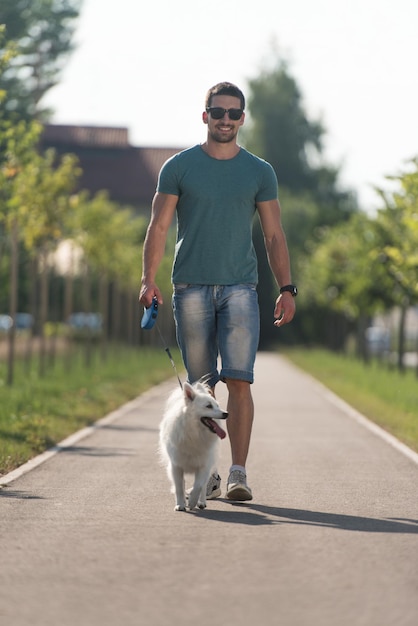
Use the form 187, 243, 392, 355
206, 107, 244, 121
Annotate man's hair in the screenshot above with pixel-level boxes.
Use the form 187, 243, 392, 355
205, 82, 245, 110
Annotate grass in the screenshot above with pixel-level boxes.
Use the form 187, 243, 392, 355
0, 344, 184, 476
283, 348, 418, 452
1, 343, 417, 478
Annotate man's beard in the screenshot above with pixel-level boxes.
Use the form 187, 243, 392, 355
209, 127, 238, 144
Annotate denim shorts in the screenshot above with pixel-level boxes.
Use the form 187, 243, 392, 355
172, 284, 260, 387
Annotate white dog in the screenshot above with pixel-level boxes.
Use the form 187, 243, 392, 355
159, 381, 228, 511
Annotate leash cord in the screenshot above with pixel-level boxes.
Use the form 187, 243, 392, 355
155, 323, 183, 389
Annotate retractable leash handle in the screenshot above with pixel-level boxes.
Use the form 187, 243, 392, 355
140, 297, 183, 388
141, 296, 158, 329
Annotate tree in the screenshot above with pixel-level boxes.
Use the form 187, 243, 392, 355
245, 59, 323, 192
0, 24, 15, 103
7, 145, 80, 377
244, 55, 357, 222
373, 160, 418, 303
0, 0, 81, 121
243, 54, 358, 346
300, 212, 393, 354
373, 159, 418, 371
68, 191, 147, 355
288, 157, 418, 368
0, 118, 44, 384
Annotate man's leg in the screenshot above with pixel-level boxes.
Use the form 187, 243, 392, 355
225, 378, 254, 467
172, 284, 219, 388
224, 378, 254, 501
217, 284, 258, 501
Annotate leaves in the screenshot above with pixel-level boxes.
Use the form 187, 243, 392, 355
0, 121, 146, 297
0, 0, 81, 120
373, 159, 418, 302
70, 190, 147, 289
301, 158, 418, 332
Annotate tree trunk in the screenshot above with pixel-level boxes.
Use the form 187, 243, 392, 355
38, 248, 49, 378
7, 219, 18, 386
111, 281, 121, 342
63, 245, 75, 371
397, 303, 408, 374
24, 255, 38, 374
81, 263, 93, 368
356, 313, 370, 364
99, 273, 109, 361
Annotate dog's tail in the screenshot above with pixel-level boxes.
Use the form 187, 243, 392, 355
198, 373, 213, 389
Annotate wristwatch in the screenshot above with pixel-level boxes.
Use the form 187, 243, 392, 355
280, 284, 298, 297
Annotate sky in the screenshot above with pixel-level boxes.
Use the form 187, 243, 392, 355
42, 0, 418, 212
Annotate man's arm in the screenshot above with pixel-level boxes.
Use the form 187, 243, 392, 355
256, 198, 296, 327
139, 192, 178, 307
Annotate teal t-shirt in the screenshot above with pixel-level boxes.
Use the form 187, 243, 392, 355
157, 145, 279, 285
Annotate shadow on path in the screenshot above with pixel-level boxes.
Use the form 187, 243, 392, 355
195, 502, 418, 534
99, 424, 159, 433
56, 444, 137, 457
0, 488, 45, 500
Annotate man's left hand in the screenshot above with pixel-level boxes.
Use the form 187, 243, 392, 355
273, 292, 296, 327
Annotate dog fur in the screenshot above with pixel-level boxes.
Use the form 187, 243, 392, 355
159, 381, 228, 511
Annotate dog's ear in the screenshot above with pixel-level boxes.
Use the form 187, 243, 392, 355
183, 381, 195, 402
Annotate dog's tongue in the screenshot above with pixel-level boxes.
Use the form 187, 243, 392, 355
213, 421, 227, 439
203, 417, 227, 439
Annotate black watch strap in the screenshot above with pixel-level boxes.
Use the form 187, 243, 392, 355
280, 284, 298, 297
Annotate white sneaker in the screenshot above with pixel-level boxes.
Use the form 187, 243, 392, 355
187, 473, 221, 501
206, 473, 222, 499
226, 470, 253, 501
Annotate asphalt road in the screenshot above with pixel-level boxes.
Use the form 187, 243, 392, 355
1, 352, 417, 626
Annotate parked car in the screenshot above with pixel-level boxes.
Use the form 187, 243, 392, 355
365, 326, 391, 355
15, 313, 34, 330
0, 313, 34, 334
67, 312, 103, 338
0, 315, 13, 333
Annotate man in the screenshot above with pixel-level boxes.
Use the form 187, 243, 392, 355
139, 82, 296, 501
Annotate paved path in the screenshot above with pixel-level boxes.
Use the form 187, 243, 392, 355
1, 353, 417, 626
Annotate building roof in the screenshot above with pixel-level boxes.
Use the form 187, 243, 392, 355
41, 124, 184, 209
42, 124, 130, 148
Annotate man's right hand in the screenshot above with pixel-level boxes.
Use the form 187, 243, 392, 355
139, 282, 163, 308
